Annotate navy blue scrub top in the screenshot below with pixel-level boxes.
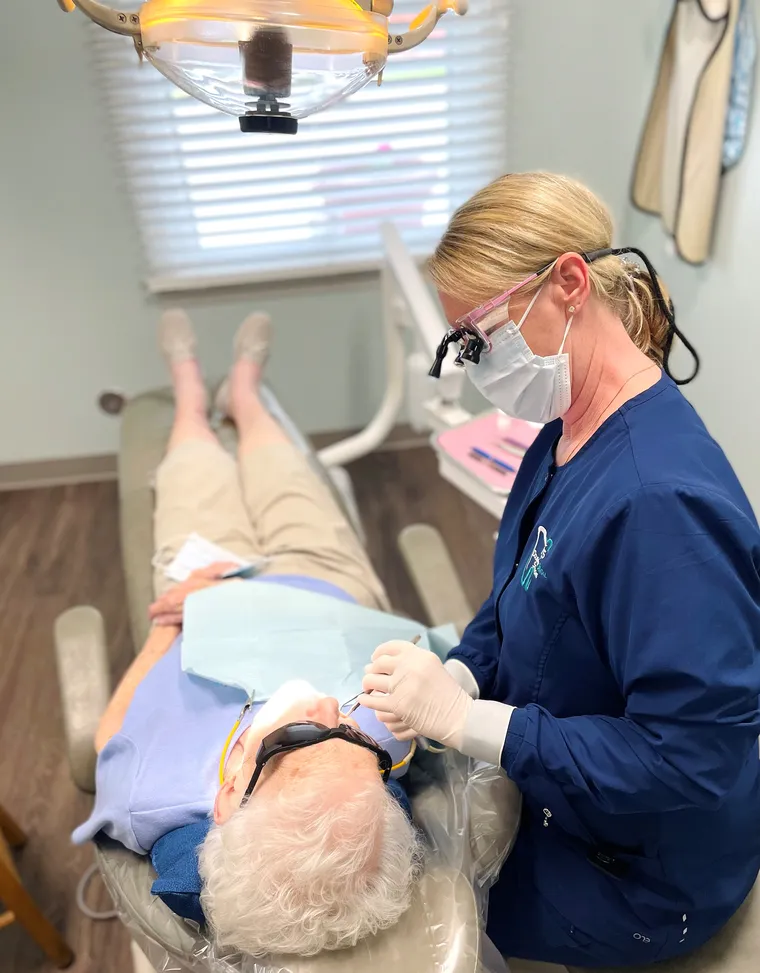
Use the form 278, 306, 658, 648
451, 373, 760, 961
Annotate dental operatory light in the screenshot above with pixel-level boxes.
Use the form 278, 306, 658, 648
57, 0, 468, 134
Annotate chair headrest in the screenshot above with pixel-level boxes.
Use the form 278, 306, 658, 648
97, 842, 482, 973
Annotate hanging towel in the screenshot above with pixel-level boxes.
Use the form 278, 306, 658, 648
632, 0, 741, 264
724, 0, 757, 169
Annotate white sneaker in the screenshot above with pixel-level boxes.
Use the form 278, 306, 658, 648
234, 311, 272, 366
159, 308, 197, 364
215, 312, 272, 417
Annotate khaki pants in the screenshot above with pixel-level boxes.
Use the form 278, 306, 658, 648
152, 439, 389, 610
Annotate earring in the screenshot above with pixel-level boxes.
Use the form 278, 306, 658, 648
568, 305, 576, 315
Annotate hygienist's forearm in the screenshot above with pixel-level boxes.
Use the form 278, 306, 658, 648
95, 624, 181, 752
445, 658, 514, 762
504, 706, 756, 814
457, 699, 515, 765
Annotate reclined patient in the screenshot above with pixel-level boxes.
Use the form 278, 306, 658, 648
73, 311, 423, 958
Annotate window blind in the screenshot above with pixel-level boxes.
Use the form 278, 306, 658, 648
90, 1, 510, 291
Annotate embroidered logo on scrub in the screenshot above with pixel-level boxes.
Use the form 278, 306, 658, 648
521, 526, 553, 591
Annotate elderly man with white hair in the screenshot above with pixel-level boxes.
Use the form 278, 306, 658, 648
72, 310, 429, 959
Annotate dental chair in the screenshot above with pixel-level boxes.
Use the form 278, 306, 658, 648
54, 386, 522, 973
55, 386, 760, 973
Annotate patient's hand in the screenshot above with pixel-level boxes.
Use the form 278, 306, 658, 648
149, 563, 240, 627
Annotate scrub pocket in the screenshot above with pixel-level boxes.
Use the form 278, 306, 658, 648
489, 829, 673, 967
531, 827, 671, 966
530, 888, 669, 967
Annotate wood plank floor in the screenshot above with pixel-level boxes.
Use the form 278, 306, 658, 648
0, 446, 497, 973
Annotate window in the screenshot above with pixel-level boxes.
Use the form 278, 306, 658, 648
91, 1, 509, 291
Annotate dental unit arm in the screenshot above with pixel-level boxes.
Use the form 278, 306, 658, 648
384, 0, 469, 53
55, 0, 468, 133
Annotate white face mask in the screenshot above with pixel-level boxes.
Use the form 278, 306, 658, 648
465, 285, 574, 423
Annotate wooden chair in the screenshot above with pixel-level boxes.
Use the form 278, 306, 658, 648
0, 802, 74, 968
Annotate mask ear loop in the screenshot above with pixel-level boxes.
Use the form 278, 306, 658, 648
558, 311, 574, 355
515, 284, 545, 332
582, 247, 700, 385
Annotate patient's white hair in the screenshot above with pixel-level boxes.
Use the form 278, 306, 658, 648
199, 781, 422, 957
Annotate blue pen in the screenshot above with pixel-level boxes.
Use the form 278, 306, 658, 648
470, 447, 516, 474
220, 564, 258, 580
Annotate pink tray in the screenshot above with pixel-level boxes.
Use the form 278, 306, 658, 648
434, 412, 542, 494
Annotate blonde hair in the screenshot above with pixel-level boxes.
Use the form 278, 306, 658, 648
430, 172, 672, 365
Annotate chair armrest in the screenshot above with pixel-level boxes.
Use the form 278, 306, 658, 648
54, 607, 111, 793
409, 752, 522, 897
398, 524, 473, 637
465, 762, 522, 887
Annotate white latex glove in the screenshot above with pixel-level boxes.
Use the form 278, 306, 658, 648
359, 640, 473, 747
366, 658, 480, 740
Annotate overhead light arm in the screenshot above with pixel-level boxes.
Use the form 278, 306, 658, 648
387, 0, 468, 54
56, 0, 141, 36
57, 0, 466, 48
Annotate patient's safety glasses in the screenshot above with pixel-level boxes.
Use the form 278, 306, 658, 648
240, 721, 393, 806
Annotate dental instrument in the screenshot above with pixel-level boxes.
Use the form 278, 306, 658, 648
219, 564, 258, 580
342, 634, 422, 718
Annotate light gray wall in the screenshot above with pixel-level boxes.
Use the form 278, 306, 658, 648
4, 0, 758, 513
508, 0, 760, 510
0, 4, 385, 464
507, 0, 666, 226
621, 3, 760, 512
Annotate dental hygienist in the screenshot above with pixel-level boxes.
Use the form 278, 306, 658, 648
360, 173, 760, 968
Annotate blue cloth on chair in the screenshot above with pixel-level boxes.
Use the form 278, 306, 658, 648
151, 820, 211, 924
150, 780, 413, 923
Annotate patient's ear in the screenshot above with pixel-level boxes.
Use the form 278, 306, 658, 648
213, 781, 236, 825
